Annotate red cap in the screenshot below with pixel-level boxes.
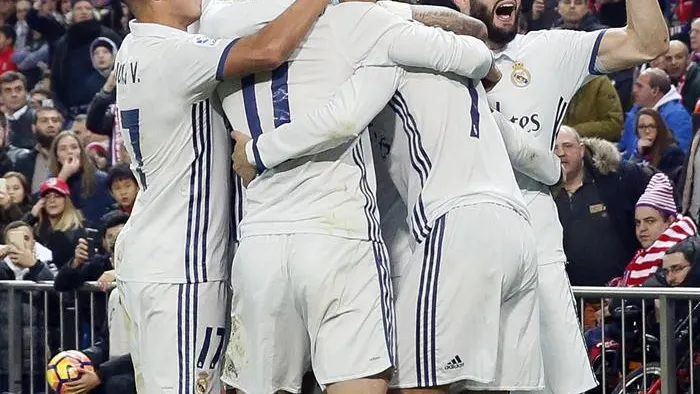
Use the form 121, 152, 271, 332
39, 177, 70, 197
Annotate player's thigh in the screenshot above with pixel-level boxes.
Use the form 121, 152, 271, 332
531, 262, 596, 394
115, 281, 143, 392
225, 235, 310, 394
290, 234, 394, 387
129, 282, 228, 394
393, 204, 534, 388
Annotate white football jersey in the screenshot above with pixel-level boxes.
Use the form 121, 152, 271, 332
486, 29, 605, 264
114, 21, 234, 283
198, 1, 494, 241
372, 72, 530, 247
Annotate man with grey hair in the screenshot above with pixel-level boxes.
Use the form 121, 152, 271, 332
619, 67, 693, 158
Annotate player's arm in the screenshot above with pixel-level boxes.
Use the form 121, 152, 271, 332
410, 5, 487, 40
241, 67, 404, 172
217, 0, 328, 79
492, 110, 562, 186
593, 0, 668, 72
362, 5, 493, 80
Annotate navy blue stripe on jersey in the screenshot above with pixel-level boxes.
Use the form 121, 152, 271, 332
467, 80, 480, 138
351, 142, 382, 242
215, 38, 240, 81
271, 62, 291, 127
192, 284, 200, 389
588, 30, 607, 75
200, 101, 213, 281
373, 241, 397, 366
185, 100, 211, 283
415, 215, 445, 387
231, 172, 244, 243
177, 284, 184, 394
241, 75, 263, 139
388, 93, 432, 242
550, 97, 569, 150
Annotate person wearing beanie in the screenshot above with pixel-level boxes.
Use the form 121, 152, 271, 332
89, 36, 117, 77
622, 172, 697, 287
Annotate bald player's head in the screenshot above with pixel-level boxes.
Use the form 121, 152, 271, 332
666, 40, 690, 80
634, 68, 671, 107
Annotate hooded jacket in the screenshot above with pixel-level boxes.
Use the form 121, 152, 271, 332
555, 138, 653, 284
89, 36, 118, 77
620, 85, 693, 158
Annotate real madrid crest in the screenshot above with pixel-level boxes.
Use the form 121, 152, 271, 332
510, 61, 531, 88
196, 372, 209, 394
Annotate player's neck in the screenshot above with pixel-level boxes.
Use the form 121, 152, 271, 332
135, 12, 189, 31
486, 40, 504, 51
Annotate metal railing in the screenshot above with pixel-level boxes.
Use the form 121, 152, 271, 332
0, 281, 112, 394
573, 286, 700, 394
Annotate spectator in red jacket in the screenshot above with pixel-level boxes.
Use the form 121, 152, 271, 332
0, 25, 17, 75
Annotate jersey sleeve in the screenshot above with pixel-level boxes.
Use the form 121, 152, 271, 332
352, 5, 493, 80
547, 29, 607, 92
492, 110, 562, 186
168, 34, 238, 102
246, 66, 404, 171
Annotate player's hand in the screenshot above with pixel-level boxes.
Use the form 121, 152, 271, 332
64, 367, 101, 393
30, 198, 45, 217
97, 269, 116, 291
231, 130, 258, 187
482, 63, 502, 92
74, 238, 89, 267
532, 0, 545, 20
59, 155, 81, 179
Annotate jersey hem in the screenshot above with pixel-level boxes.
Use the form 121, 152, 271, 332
115, 276, 228, 284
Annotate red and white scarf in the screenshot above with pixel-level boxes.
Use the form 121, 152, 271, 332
620, 214, 698, 287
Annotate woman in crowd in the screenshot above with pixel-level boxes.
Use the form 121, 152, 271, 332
22, 177, 83, 269
50, 130, 114, 226
630, 107, 686, 183
0, 172, 33, 233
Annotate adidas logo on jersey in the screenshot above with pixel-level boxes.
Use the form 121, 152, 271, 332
444, 355, 464, 370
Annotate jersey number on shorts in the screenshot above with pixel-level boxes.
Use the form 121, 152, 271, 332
119, 109, 148, 190
197, 326, 226, 369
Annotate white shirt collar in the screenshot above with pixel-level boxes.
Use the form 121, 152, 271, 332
492, 34, 525, 63
7, 104, 28, 121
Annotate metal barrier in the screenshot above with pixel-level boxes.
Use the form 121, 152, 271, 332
573, 286, 700, 394
2, 281, 700, 394
0, 281, 111, 394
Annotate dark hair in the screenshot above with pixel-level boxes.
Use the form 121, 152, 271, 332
107, 163, 136, 188
30, 87, 52, 99
635, 107, 675, 168
100, 210, 129, 237
0, 71, 26, 90
665, 236, 700, 264
3, 220, 32, 242
33, 106, 63, 125
49, 131, 98, 198
0, 25, 16, 46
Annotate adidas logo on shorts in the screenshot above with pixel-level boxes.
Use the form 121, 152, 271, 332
444, 355, 464, 370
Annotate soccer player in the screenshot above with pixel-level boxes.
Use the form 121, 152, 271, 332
112, 0, 337, 392
463, 0, 670, 392
198, 2, 500, 394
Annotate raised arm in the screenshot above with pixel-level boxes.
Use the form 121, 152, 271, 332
218, 0, 328, 79
492, 111, 562, 186
410, 5, 487, 40
595, 0, 669, 72
240, 67, 405, 173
